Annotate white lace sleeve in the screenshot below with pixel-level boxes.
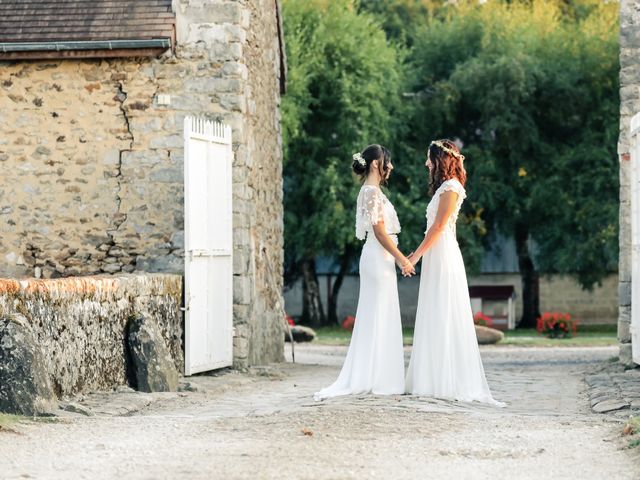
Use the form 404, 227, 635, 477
440, 179, 467, 200
362, 187, 384, 225
355, 186, 384, 240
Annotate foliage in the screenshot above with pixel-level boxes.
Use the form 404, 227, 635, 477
536, 312, 579, 338
314, 325, 415, 346
0, 414, 20, 433
402, 0, 620, 288
341, 315, 356, 331
282, 0, 403, 266
285, 313, 295, 327
281, 0, 620, 325
357, 0, 437, 46
473, 311, 494, 327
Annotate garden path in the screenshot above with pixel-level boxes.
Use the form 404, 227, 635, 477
0, 345, 637, 479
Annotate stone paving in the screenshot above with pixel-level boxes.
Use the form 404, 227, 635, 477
586, 365, 640, 417
0, 344, 638, 480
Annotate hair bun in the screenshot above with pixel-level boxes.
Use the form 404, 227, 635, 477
352, 158, 366, 175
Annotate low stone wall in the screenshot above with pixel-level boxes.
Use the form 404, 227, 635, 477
0, 274, 182, 397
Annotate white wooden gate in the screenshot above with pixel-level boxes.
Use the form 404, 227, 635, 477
184, 117, 233, 375
630, 111, 640, 365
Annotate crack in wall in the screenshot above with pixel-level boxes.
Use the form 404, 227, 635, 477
113, 82, 133, 229
104, 82, 135, 272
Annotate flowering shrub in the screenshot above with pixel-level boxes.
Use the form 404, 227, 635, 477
536, 312, 578, 338
285, 314, 295, 327
473, 312, 494, 327
341, 315, 356, 331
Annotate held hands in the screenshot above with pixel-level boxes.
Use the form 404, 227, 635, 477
398, 255, 416, 277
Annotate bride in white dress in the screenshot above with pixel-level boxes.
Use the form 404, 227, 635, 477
314, 144, 415, 401
405, 139, 504, 406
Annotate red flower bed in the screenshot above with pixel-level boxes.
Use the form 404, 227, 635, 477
473, 311, 494, 327
341, 315, 356, 331
536, 312, 578, 338
285, 313, 295, 327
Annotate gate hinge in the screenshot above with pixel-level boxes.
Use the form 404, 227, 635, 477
186, 249, 232, 259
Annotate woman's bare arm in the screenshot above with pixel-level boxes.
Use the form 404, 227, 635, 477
409, 191, 458, 265
372, 220, 415, 276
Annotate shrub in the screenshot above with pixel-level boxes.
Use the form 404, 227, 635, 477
341, 315, 356, 331
536, 312, 578, 338
473, 311, 493, 327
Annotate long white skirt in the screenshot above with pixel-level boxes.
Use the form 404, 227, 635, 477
405, 232, 504, 406
314, 235, 405, 400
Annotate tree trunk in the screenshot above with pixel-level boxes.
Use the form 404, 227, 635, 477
301, 258, 325, 327
515, 223, 540, 329
327, 247, 355, 326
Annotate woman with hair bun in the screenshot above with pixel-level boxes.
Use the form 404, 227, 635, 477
405, 139, 504, 406
314, 144, 414, 401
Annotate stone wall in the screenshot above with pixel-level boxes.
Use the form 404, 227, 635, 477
619, 0, 640, 365
539, 274, 619, 325
242, 0, 285, 365
0, 0, 285, 366
0, 274, 182, 396
471, 274, 618, 325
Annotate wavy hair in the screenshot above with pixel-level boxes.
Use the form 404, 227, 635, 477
427, 139, 466, 195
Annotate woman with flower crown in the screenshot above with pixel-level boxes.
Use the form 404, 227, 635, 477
314, 144, 415, 401
405, 139, 504, 406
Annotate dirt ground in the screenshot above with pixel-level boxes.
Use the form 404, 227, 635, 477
0, 345, 638, 480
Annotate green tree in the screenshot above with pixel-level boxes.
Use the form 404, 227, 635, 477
403, 0, 619, 327
282, 0, 404, 326
357, 0, 437, 46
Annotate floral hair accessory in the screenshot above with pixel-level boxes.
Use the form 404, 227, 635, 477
429, 140, 465, 161
353, 152, 366, 166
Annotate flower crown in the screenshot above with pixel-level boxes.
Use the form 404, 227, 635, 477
429, 140, 465, 161
353, 152, 366, 167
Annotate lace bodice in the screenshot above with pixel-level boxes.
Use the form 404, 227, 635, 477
425, 178, 466, 235
355, 185, 401, 240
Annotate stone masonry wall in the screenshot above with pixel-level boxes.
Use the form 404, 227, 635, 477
0, 274, 182, 397
0, 0, 285, 366
243, 0, 285, 365
619, 0, 640, 365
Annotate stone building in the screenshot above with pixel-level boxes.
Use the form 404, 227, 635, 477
619, 0, 640, 366
0, 0, 286, 368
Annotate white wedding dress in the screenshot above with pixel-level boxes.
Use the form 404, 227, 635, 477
406, 178, 504, 406
314, 185, 405, 400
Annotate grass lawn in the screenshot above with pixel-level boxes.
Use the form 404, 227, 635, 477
313, 325, 416, 346
313, 324, 618, 347
0, 413, 21, 433
0, 413, 62, 434
498, 324, 618, 347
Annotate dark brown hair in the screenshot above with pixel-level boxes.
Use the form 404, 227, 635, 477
427, 139, 466, 195
352, 144, 392, 182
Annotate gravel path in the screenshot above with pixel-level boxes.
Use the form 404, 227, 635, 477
0, 345, 638, 480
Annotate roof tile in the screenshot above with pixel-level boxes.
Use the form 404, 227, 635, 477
0, 0, 175, 43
